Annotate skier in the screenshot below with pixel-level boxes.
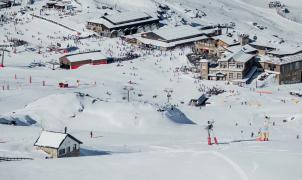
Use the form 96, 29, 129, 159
90, 131, 93, 138
64, 126, 67, 133
258, 128, 262, 135
251, 132, 254, 138
206, 121, 218, 145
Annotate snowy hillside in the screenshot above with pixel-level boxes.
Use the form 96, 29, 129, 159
0, 0, 302, 180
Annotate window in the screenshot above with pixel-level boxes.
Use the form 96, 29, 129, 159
236, 63, 243, 69
269, 64, 276, 71
229, 59, 235, 67
295, 62, 300, 70
237, 73, 242, 79
229, 73, 233, 79
73, 144, 77, 151
59, 149, 65, 155
67, 147, 70, 153
220, 63, 227, 68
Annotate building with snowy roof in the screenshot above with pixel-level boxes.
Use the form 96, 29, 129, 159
212, 34, 240, 48
266, 48, 302, 58
34, 131, 82, 158
59, 51, 111, 69
194, 33, 250, 59
260, 53, 302, 84
43, 0, 74, 10
87, 11, 159, 38
134, 25, 212, 50
200, 50, 257, 84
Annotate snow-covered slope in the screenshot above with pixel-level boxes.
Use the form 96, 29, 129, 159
1, 0, 302, 180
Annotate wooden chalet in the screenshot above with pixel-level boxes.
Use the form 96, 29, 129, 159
260, 53, 302, 84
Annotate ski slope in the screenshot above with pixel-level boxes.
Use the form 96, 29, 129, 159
0, 0, 302, 180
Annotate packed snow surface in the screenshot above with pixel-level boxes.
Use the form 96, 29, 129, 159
0, 0, 302, 180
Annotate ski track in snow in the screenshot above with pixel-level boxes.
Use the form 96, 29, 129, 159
211, 151, 250, 180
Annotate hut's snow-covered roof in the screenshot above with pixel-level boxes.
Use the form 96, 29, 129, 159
34, 131, 82, 149
66, 52, 107, 62
34, 131, 68, 148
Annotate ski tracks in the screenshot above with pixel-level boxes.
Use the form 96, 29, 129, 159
211, 151, 250, 180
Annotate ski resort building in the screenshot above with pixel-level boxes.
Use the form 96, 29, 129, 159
194, 33, 251, 59
260, 53, 302, 84
59, 51, 111, 69
134, 25, 211, 50
34, 131, 82, 158
43, 0, 74, 10
86, 11, 159, 38
200, 50, 256, 83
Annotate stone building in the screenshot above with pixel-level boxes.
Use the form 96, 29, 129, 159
200, 50, 256, 83
194, 33, 251, 59
260, 53, 302, 84
34, 131, 82, 158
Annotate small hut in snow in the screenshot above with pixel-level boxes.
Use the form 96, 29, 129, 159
59, 51, 109, 69
34, 131, 82, 158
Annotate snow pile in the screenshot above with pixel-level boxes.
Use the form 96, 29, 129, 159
0, 93, 84, 129
0, 92, 196, 133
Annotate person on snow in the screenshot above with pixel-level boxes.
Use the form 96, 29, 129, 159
251, 132, 254, 138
